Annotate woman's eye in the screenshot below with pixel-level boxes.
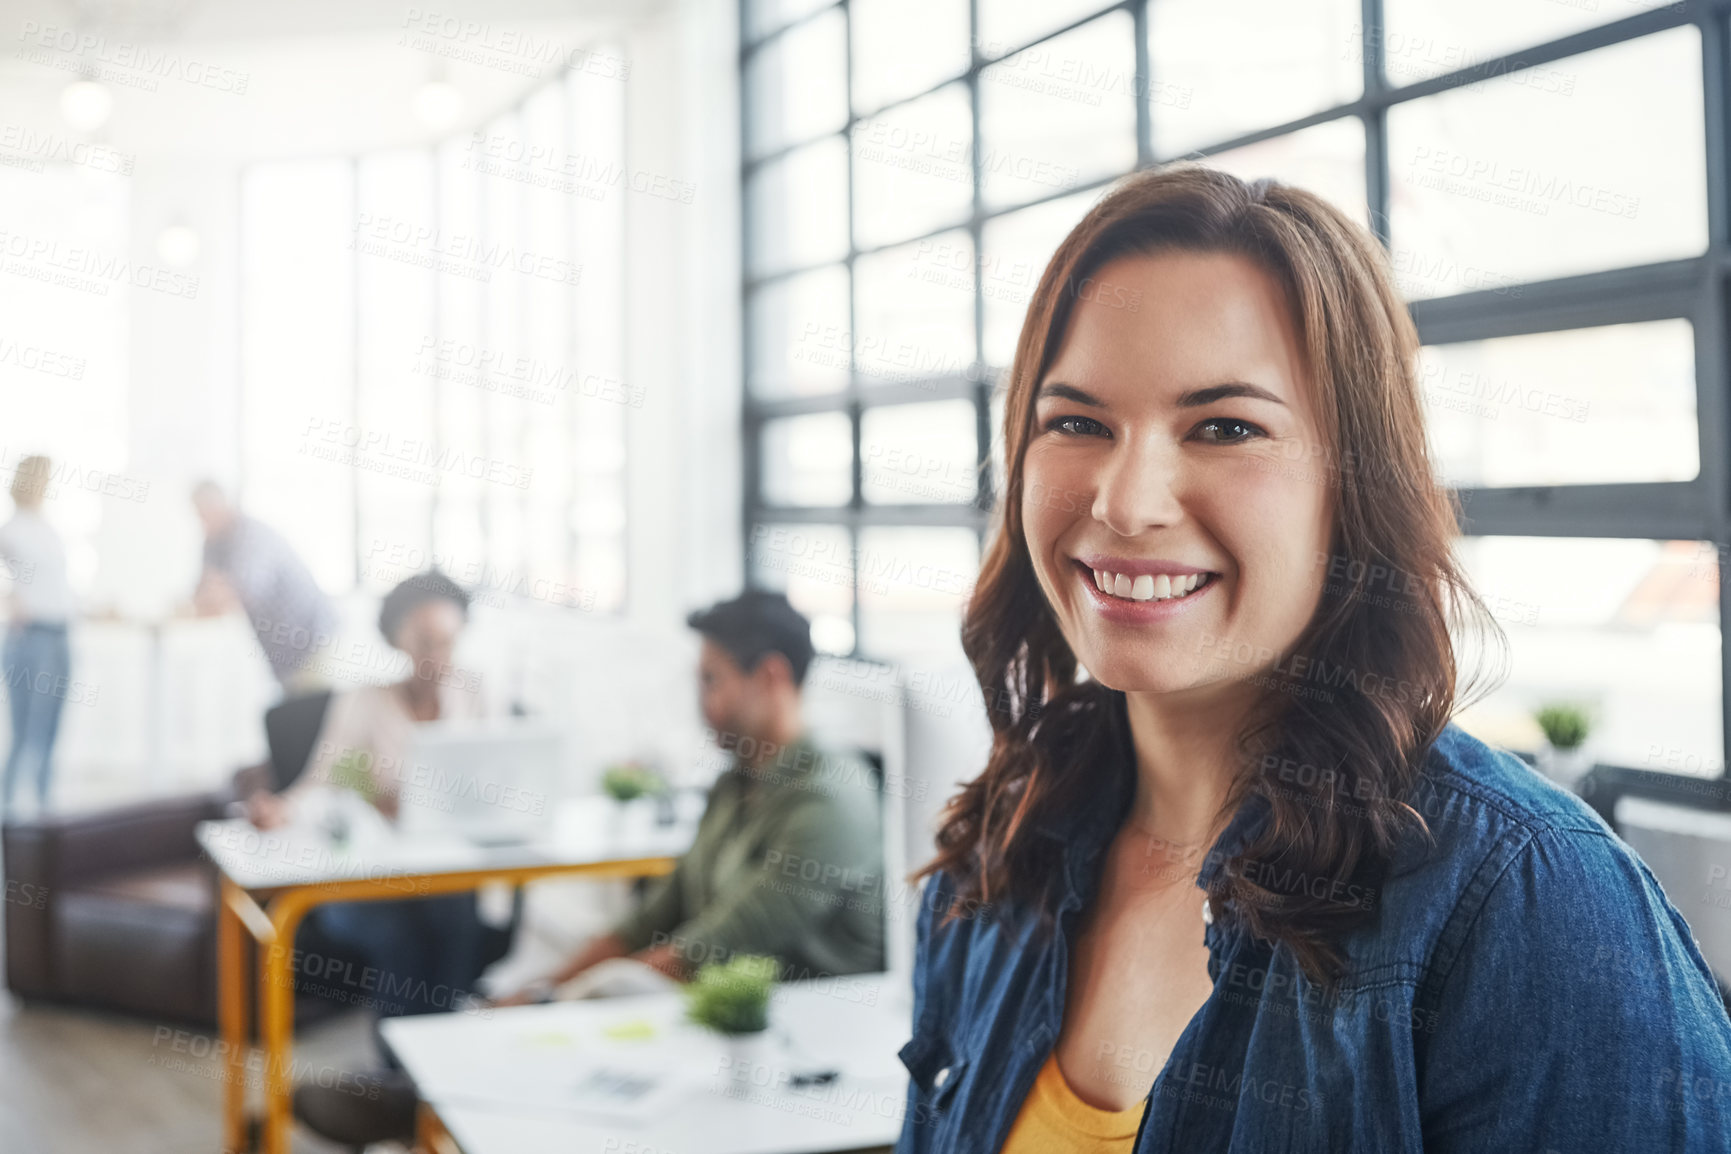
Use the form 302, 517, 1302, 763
1046, 414, 1107, 437
1193, 418, 1264, 444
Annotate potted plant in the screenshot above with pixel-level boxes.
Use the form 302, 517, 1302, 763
601, 760, 665, 802
685, 954, 779, 1066
1534, 702, 1593, 786
601, 760, 672, 832
318, 749, 377, 845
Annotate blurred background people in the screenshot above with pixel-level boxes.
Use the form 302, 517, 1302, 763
0, 456, 73, 820
192, 480, 339, 693
245, 569, 490, 1007
507, 590, 884, 999
245, 568, 483, 830
294, 589, 886, 1146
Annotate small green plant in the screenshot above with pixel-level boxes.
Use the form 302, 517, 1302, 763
683, 954, 778, 1035
1535, 703, 1591, 751
326, 749, 377, 801
601, 761, 664, 802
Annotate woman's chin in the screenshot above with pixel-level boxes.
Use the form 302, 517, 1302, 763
1079, 659, 1222, 698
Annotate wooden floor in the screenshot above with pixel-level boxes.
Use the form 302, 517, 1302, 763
0, 989, 382, 1153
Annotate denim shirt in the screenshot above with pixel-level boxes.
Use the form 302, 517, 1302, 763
895, 723, 1731, 1153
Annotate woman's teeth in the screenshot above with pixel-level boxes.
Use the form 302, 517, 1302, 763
1091, 570, 1208, 603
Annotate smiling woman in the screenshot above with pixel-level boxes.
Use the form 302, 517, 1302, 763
894, 165, 1731, 1154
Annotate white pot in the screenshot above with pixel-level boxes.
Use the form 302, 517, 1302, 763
1537, 743, 1592, 787
715, 1027, 779, 1089
611, 796, 659, 841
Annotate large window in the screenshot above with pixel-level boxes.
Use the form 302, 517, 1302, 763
740, 1, 1729, 778
0, 162, 131, 596
241, 58, 629, 613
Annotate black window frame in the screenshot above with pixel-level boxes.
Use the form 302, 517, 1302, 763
739, 0, 1731, 791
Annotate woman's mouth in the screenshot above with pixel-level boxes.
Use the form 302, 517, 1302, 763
1070, 559, 1220, 621
1077, 561, 1218, 603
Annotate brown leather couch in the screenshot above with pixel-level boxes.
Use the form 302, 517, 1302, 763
4, 689, 517, 1026
4, 789, 231, 1023
2, 690, 335, 1026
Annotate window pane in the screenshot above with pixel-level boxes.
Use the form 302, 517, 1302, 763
857, 526, 979, 660
571, 57, 630, 613
747, 137, 850, 278
434, 138, 486, 576
746, 8, 849, 160
242, 160, 355, 591
1422, 320, 1696, 488
750, 522, 856, 653
852, 0, 970, 114
356, 151, 436, 593
980, 190, 1098, 367
861, 400, 980, 505
979, 0, 1116, 57
1150, 0, 1361, 156
760, 413, 854, 505
979, 12, 1138, 211
853, 83, 975, 250
746, 0, 836, 44
1199, 118, 1368, 228
854, 232, 977, 387
522, 82, 576, 603
989, 386, 1008, 500
1451, 537, 1720, 775
749, 265, 850, 397
1381, 0, 1682, 87
1388, 27, 1706, 293
483, 111, 527, 584
0, 165, 128, 603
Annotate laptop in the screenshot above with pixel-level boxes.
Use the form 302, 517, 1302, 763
395, 720, 564, 845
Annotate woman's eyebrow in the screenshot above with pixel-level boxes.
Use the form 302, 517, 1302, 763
1034, 382, 1104, 407
1177, 381, 1287, 407
1036, 380, 1287, 408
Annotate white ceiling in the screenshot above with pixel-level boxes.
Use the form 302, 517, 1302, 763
0, 0, 669, 159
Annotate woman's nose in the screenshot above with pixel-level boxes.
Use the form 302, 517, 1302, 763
1089, 439, 1184, 538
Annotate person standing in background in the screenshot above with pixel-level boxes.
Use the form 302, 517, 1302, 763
0, 456, 74, 820
191, 480, 339, 693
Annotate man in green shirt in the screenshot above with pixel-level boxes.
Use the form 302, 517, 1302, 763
530, 590, 886, 991
293, 592, 888, 1146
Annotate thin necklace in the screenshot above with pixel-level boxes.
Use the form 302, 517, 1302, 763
1122, 818, 1213, 854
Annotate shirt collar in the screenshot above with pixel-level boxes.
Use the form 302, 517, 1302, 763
731, 733, 821, 782
1194, 791, 1271, 891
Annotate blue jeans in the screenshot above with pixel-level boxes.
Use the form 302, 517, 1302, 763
305, 894, 486, 1018
3, 623, 70, 814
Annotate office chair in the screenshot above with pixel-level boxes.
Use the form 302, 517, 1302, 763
263, 688, 336, 790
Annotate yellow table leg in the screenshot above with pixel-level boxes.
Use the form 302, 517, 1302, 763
218, 856, 677, 1153
259, 895, 313, 1154
416, 1099, 462, 1153
217, 879, 250, 1153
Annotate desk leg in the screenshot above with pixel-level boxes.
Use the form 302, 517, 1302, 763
217, 880, 250, 1153
416, 1100, 460, 1153
260, 898, 311, 1154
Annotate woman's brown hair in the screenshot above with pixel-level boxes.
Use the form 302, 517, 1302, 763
919, 164, 1504, 985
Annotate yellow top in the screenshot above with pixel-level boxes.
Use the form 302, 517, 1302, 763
999, 1051, 1146, 1153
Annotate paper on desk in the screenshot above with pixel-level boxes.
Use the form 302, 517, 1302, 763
426, 1061, 692, 1125
405, 984, 910, 1124
410, 1004, 710, 1124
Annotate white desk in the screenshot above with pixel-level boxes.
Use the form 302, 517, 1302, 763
198, 796, 699, 1154
381, 977, 913, 1154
